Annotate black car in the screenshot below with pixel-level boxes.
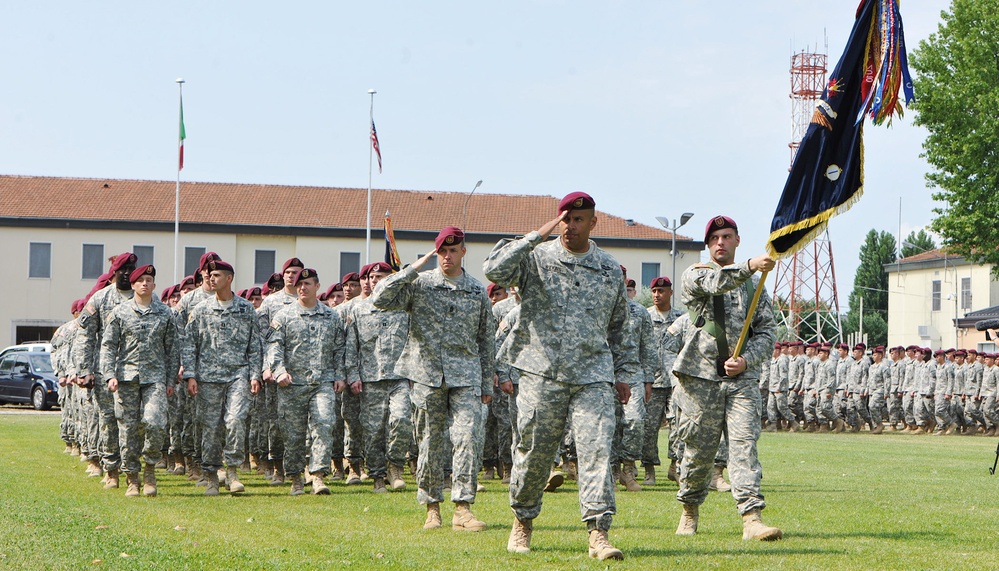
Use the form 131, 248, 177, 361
0, 351, 59, 410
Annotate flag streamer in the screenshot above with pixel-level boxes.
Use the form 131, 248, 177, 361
766, 0, 913, 259
384, 210, 402, 271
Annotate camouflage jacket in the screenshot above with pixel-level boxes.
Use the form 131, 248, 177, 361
50, 319, 78, 378
99, 298, 179, 385
483, 232, 638, 385
495, 303, 521, 384
846, 356, 870, 394
266, 301, 346, 385
772, 354, 789, 392
73, 284, 135, 378
343, 297, 409, 383
868, 360, 890, 394
621, 299, 657, 386
672, 260, 775, 382
801, 356, 818, 391
649, 306, 684, 388
371, 266, 494, 394
816, 358, 837, 393
182, 295, 262, 384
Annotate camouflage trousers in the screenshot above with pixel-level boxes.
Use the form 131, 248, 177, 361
673, 374, 764, 515
248, 389, 267, 459
278, 382, 336, 476
817, 391, 838, 422
848, 393, 872, 426
360, 380, 413, 479
411, 381, 481, 505
933, 394, 953, 429
965, 397, 986, 427
59, 384, 74, 446
93, 376, 121, 472
265, 382, 284, 462
341, 387, 364, 461
196, 380, 250, 471
113, 381, 167, 474
902, 392, 916, 426
167, 381, 186, 455
613, 381, 645, 463
483, 389, 512, 469
642, 386, 670, 466
802, 390, 818, 424
788, 390, 804, 422
182, 382, 199, 458
670, 387, 728, 467
984, 397, 999, 428
77, 385, 100, 460
332, 392, 346, 461
509, 372, 616, 531
914, 395, 935, 427
888, 392, 904, 424
766, 392, 795, 423
869, 390, 888, 424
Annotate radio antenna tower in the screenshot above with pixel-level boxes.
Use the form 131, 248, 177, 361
772, 45, 844, 343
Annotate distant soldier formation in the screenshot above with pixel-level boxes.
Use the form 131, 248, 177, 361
47, 194, 985, 559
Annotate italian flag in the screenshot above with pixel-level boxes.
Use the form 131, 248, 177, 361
178, 95, 186, 171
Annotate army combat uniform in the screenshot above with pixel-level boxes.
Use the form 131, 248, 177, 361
484, 231, 637, 533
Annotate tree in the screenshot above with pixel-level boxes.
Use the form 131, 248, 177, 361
900, 229, 937, 259
842, 229, 896, 347
911, 0, 999, 274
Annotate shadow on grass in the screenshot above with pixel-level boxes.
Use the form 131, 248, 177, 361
532, 545, 845, 557
792, 529, 951, 540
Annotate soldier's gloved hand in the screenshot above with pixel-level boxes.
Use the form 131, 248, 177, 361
749, 255, 776, 273
350, 380, 362, 395
276, 373, 292, 387
107, 378, 119, 392
615, 381, 631, 405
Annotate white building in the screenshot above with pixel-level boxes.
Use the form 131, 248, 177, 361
0, 175, 701, 346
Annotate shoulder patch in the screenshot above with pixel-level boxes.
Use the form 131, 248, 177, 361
270, 320, 281, 330
85, 304, 96, 315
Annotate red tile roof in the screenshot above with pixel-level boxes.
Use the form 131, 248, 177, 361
898, 248, 957, 264
0, 175, 690, 242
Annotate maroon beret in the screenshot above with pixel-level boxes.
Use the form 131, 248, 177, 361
129, 264, 155, 284
205, 260, 234, 274
236, 288, 249, 299
837, 343, 849, 350
325, 282, 343, 297
558, 191, 596, 212
282, 257, 305, 272
807, 342, 820, 349
181, 275, 196, 288
198, 251, 221, 272
873, 346, 885, 354
650, 276, 672, 288
945, 347, 955, 353
358, 263, 375, 279
487, 283, 504, 297
987, 353, 996, 359
626, 279, 637, 288
295, 268, 319, 285
968, 349, 979, 355
704, 215, 738, 243
774, 343, 782, 349
109, 252, 138, 273
369, 262, 394, 275
818, 345, 830, 353
934, 349, 944, 357
341, 272, 360, 285
435, 226, 465, 251
905, 344, 919, 351
853, 342, 866, 351
954, 350, 967, 357
821, 342, 832, 347
159, 286, 174, 302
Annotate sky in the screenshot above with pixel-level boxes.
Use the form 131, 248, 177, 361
1, 1, 953, 311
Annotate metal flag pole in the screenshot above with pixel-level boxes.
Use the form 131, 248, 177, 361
174, 78, 185, 284
366, 89, 376, 264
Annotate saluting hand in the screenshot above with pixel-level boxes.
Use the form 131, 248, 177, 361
411, 249, 437, 271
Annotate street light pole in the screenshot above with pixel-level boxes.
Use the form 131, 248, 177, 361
656, 213, 694, 307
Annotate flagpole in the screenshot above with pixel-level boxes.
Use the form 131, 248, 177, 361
174, 78, 185, 284
366, 89, 376, 265
732, 270, 770, 359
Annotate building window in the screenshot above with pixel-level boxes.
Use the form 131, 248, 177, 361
255, 250, 276, 284
133, 245, 154, 267
418, 253, 437, 271
184, 247, 206, 277
340, 252, 360, 279
931, 280, 941, 312
81, 244, 104, 279
29, 242, 51, 278
641, 262, 661, 287
961, 277, 972, 310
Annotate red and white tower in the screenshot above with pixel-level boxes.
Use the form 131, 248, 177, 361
771, 49, 843, 343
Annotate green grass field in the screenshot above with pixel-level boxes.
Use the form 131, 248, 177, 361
2, 411, 998, 571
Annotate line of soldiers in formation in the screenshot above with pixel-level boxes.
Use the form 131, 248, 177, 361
759, 341, 999, 436
49, 249, 702, 500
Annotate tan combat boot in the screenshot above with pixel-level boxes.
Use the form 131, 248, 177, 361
452, 501, 487, 531
833, 419, 847, 433
667, 459, 678, 483
104, 469, 120, 490
675, 504, 698, 536
871, 422, 884, 434
587, 529, 624, 560
86, 458, 103, 477
544, 469, 564, 492
643, 464, 656, 486
424, 502, 442, 529
143, 463, 158, 497
708, 465, 732, 492
330, 458, 345, 480
171, 453, 186, 475
260, 457, 274, 481
312, 473, 330, 495
70, 444, 81, 456
818, 422, 830, 433
270, 459, 285, 486
387, 463, 406, 490
204, 470, 220, 496
125, 472, 141, 497
483, 465, 496, 481
226, 466, 244, 494
345, 460, 363, 485
619, 461, 642, 492
501, 464, 512, 484
564, 459, 578, 481
507, 518, 533, 554
185, 457, 200, 480
372, 477, 388, 493
788, 419, 801, 432
289, 473, 305, 496
742, 508, 782, 541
